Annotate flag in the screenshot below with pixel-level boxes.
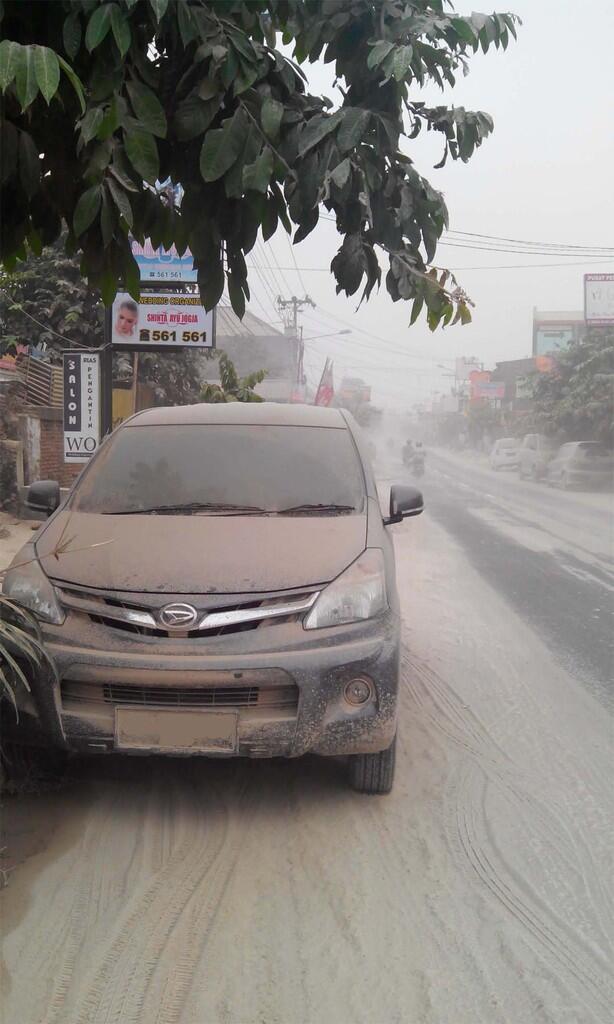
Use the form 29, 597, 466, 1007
315, 359, 334, 406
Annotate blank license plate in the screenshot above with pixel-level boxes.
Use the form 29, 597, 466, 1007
115, 708, 237, 753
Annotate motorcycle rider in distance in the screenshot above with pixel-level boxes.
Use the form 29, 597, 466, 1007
402, 439, 415, 466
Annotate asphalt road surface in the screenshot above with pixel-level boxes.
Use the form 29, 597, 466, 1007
0, 459, 612, 1024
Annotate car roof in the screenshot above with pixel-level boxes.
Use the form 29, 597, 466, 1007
125, 402, 348, 429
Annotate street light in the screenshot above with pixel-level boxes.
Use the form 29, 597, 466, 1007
304, 330, 352, 341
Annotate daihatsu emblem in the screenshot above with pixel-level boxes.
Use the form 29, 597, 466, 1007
159, 603, 198, 629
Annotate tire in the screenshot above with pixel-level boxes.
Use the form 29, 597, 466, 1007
348, 734, 396, 794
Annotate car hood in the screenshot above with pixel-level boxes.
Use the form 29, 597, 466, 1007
35, 510, 368, 594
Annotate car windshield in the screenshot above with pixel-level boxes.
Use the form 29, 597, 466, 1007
73, 424, 366, 515
498, 438, 518, 449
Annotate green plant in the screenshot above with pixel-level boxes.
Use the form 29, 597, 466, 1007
0, 595, 57, 724
1, 1, 518, 329
200, 351, 266, 403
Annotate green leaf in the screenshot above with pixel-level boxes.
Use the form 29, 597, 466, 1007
148, 0, 169, 22
199, 108, 247, 182
85, 4, 113, 52
34, 45, 60, 103
107, 177, 133, 229
227, 272, 245, 318
63, 12, 82, 60
126, 81, 166, 138
15, 44, 39, 110
0, 40, 22, 92
330, 157, 351, 189
452, 18, 477, 46
242, 147, 273, 194
198, 260, 224, 311
57, 56, 86, 113
261, 97, 284, 141
298, 111, 343, 157
122, 248, 140, 300
124, 127, 159, 184
367, 40, 394, 71
110, 4, 131, 58
18, 130, 41, 198
174, 94, 221, 141
73, 184, 102, 236
392, 45, 413, 82
80, 106, 104, 145
338, 109, 370, 153
409, 296, 423, 326
100, 186, 116, 246
100, 267, 118, 307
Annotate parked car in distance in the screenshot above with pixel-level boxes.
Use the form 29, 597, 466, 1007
2, 403, 424, 794
518, 433, 558, 479
489, 437, 520, 471
546, 442, 614, 490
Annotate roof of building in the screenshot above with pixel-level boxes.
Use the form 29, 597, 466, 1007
128, 402, 346, 428
216, 305, 284, 338
533, 310, 584, 323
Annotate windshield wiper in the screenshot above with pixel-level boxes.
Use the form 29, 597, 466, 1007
107, 502, 269, 516
276, 503, 357, 515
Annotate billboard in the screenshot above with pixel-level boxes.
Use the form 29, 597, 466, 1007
584, 273, 614, 325
472, 381, 505, 400
130, 239, 196, 283
63, 352, 101, 462
535, 327, 574, 356
111, 292, 214, 348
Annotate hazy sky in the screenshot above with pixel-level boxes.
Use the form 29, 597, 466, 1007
245, 0, 614, 408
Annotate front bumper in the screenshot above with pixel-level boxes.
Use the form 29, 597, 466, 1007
10, 611, 400, 759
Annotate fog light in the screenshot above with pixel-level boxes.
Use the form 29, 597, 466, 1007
344, 676, 373, 706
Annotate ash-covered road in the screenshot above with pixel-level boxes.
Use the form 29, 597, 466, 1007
1, 470, 612, 1024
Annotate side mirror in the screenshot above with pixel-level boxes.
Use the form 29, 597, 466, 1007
384, 484, 424, 526
26, 480, 61, 517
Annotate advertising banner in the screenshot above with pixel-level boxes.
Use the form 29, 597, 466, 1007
111, 292, 214, 348
473, 381, 505, 400
63, 352, 101, 462
130, 239, 197, 283
585, 273, 614, 325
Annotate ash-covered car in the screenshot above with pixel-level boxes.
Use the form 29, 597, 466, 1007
2, 403, 423, 793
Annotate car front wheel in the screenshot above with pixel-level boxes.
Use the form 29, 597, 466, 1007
348, 734, 396, 794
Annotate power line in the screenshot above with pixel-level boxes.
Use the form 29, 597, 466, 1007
248, 257, 612, 273
319, 213, 614, 254
446, 230, 614, 253
284, 231, 308, 294
437, 239, 614, 258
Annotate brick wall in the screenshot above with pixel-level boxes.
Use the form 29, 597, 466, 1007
20, 406, 82, 488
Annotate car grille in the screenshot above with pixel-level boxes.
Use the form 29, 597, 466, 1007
55, 586, 318, 638
61, 680, 300, 711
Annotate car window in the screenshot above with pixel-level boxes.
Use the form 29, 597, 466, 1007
498, 438, 517, 449
73, 424, 367, 514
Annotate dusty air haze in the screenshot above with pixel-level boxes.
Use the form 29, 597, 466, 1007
252, 0, 614, 407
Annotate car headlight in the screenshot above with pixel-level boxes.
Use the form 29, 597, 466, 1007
2, 544, 65, 625
304, 549, 387, 630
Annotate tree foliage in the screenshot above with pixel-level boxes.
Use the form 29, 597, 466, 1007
1, 0, 518, 330
0, 237, 104, 352
529, 332, 614, 445
0, 238, 204, 404
201, 351, 266, 402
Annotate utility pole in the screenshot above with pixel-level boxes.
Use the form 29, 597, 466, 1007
277, 295, 315, 400
276, 294, 315, 337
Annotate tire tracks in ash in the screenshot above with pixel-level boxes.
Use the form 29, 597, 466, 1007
401, 645, 614, 1022
63, 763, 255, 1024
